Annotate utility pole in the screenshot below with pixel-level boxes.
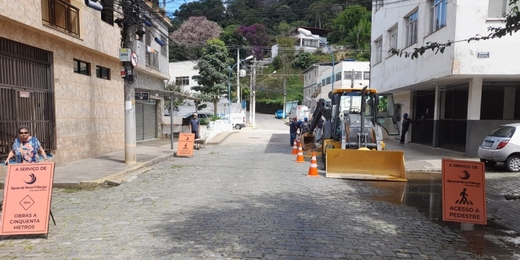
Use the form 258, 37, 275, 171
283, 76, 287, 119
251, 57, 257, 128
121, 0, 138, 164
236, 50, 240, 105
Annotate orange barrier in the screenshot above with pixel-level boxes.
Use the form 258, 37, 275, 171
307, 152, 318, 177
292, 140, 298, 155
296, 142, 305, 163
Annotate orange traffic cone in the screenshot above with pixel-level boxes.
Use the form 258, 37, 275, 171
307, 152, 319, 177
296, 142, 305, 163
292, 140, 298, 155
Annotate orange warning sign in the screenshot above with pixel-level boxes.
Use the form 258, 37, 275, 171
176, 133, 195, 157
1, 162, 55, 235
442, 159, 486, 225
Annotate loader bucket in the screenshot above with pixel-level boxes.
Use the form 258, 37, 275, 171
300, 133, 317, 151
325, 149, 407, 181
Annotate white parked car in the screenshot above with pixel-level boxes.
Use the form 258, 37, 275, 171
478, 123, 520, 172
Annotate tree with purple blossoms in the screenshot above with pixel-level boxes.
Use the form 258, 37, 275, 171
235, 24, 271, 60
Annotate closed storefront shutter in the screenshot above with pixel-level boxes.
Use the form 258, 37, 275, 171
136, 102, 144, 141
136, 101, 156, 141
143, 101, 156, 139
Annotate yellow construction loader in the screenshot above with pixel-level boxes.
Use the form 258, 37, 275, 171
303, 86, 407, 181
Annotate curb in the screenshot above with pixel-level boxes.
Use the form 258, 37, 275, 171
206, 131, 239, 145
52, 152, 174, 189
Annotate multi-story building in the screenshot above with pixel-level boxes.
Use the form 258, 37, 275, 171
371, 0, 520, 156
168, 61, 199, 95
302, 60, 371, 109
0, 0, 171, 164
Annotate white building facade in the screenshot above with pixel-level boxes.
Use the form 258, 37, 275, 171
371, 0, 520, 156
168, 60, 200, 95
303, 61, 371, 108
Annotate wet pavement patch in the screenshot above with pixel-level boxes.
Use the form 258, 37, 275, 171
369, 171, 520, 259
504, 194, 520, 201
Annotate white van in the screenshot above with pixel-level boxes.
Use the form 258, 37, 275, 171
289, 105, 310, 121
230, 112, 246, 130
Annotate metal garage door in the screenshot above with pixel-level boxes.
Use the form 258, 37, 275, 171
136, 100, 157, 141
0, 37, 55, 157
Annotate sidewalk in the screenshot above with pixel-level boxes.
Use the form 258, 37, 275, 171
0, 131, 238, 188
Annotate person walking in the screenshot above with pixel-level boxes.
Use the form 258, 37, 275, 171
189, 113, 201, 139
289, 117, 300, 145
400, 113, 413, 144
4, 125, 48, 164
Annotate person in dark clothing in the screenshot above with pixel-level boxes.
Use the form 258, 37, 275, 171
400, 113, 413, 144
289, 117, 300, 145
301, 117, 310, 134
190, 113, 200, 139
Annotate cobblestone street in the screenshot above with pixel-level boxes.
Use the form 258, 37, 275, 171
0, 120, 519, 259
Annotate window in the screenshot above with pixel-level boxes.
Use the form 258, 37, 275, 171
73, 59, 90, 75
146, 51, 159, 69
406, 11, 418, 46
161, 36, 167, 56
96, 66, 111, 80
302, 38, 319, 48
145, 30, 152, 47
101, 0, 114, 25
387, 25, 398, 55
175, 76, 189, 86
488, 0, 519, 18
41, 0, 80, 36
373, 38, 382, 64
431, 0, 447, 33
344, 71, 362, 80
335, 72, 341, 82
375, 0, 384, 11
363, 71, 370, 80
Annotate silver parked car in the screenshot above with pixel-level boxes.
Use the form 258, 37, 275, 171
478, 123, 520, 172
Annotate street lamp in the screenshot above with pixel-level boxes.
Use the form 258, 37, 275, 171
228, 55, 253, 121
298, 28, 335, 91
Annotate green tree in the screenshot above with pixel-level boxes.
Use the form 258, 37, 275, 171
172, 0, 227, 25
328, 5, 371, 49
164, 83, 190, 113
292, 52, 320, 70
305, 0, 337, 29
192, 38, 233, 115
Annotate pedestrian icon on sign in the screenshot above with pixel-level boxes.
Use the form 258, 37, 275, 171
455, 188, 474, 205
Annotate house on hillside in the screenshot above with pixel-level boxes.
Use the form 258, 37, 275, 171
371, 0, 520, 156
